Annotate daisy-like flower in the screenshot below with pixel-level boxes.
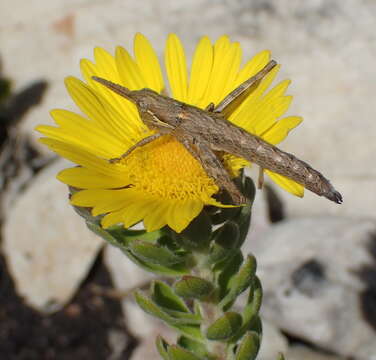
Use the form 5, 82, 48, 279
36, 33, 303, 233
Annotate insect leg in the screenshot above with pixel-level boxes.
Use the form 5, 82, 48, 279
205, 102, 215, 112
109, 133, 162, 163
213, 60, 277, 114
178, 137, 247, 205
258, 167, 264, 189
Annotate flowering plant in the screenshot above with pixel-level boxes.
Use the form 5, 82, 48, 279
36, 34, 301, 359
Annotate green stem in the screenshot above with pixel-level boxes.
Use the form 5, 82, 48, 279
193, 252, 227, 360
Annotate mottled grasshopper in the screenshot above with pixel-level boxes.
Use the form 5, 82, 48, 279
93, 60, 342, 205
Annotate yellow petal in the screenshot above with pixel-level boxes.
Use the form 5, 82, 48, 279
229, 65, 281, 130
80, 57, 141, 131
65, 76, 143, 146
93, 47, 119, 81
167, 200, 203, 233
187, 36, 213, 107
143, 201, 169, 232
36, 124, 116, 159
101, 208, 127, 228
122, 199, 155, 228
234, 50, 271, 87
71, 188, 122, 206
73, 189, 135, 216
36, 109, 126, 158
204, 36, 242, 106
58, 167, 128, 189
165, 34, 188, 102
115, 46, 146, 90
134, 33, 164, 93
262, 116, 303, 145
39, 138, 124, 178
252, 95, 292, 135
265, 170, 304, 197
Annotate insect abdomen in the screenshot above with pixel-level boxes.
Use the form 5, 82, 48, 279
259, 146, 342, 204
223, 127, 342, 204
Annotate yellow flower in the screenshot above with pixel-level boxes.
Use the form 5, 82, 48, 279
36, 33, 303, 233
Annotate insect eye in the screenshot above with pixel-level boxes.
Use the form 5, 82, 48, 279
175, 114, 184, 124
138, 100, 147, 110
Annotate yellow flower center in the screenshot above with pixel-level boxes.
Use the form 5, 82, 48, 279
122, 135, 219, 201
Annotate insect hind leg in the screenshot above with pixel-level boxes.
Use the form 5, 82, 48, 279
178, 136, 247, 205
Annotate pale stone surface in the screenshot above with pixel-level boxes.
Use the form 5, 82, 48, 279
258, 319, 288, 360
107, 329, 131, 360
125, 300, 176, 360
287, 345, 346, 360
103, 245, 156, 312
2, 159, 102, 313
243, 216, 376, 360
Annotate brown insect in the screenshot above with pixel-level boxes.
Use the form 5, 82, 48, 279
92, 60, 342, 205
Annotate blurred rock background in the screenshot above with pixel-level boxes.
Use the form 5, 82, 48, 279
0, 0, 375, 359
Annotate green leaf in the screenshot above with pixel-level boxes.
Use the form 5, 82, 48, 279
0, 78, 11, 105
168, 345, 203, 360
135, 291, 199, 325
135, 291, 203, 341
124, 248, 188, 276
86, 221, 165, 250
173, 324, 204, 342
243, 176, 256, 203
129, 240, 185, 266
243, 277, 263, 324
174, 276, 214, 300
156, 336, 170, 360
277, 352, 286, 360
193, 300, 202, 317
231, 177, 255, 246
86, 222, 128, 250
235, 331, 260, 360
177, 336, 208, 358
71, 200, 102, 225
248, 315, 262, 335
163, 309, 201, 325
216, 251, 243, 300
220, 255, 257, 310
234, 205, 252, 248
206, 312, 243, 341
108, 225, 165, 243
86, 222, 189, 275
177, 210, 212, 249
208, 221, 240, 265
152, 280, 189, 312
209, 204, 242, 225
135, 290, 177, 323
231, 277, 263, 342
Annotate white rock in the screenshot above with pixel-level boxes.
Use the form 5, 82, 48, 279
258, 319, 289, 360
2, 159, 102, 313
287, 345, 346, 360
107, 329, 131, 360
103, 245, 156, 298
125, 300, 176, 360
245, 216, 376, 360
